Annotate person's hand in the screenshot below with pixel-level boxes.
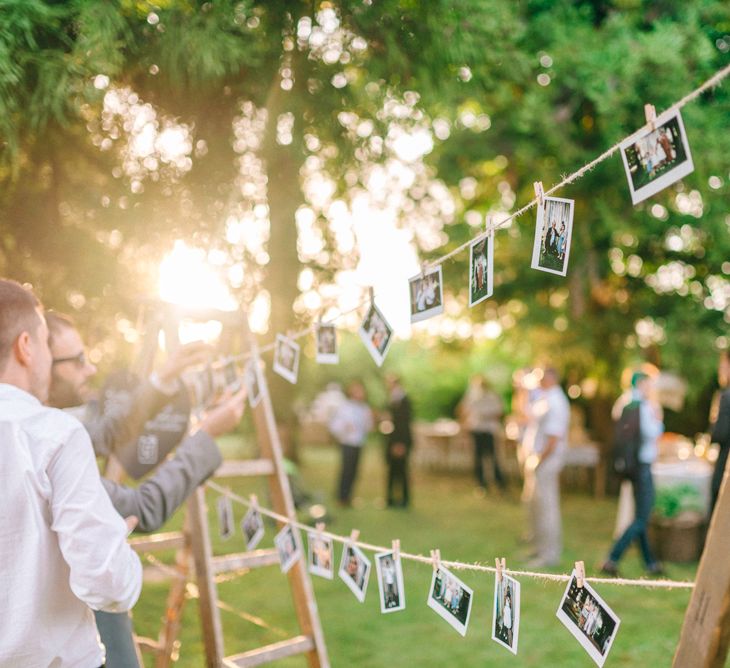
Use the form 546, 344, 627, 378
199, 388, 247, 438
391, 443, 407, 458
158, 342, 211, 385
125, 516, 138, 535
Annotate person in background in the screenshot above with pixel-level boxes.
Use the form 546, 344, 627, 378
521, 367, 570, 568
384, 373, 413, 508
709, 350, 730, 517
601, 371, 665, 576
458, 375, 506, 493
329, 380, 373, 506
0, 278, 142, 668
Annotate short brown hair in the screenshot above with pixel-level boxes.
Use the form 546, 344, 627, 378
45, 311, 77, 347
0, 279, 42, 371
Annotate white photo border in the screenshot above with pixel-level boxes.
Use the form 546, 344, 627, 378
468, 232, 494, 307
491, 572, 521, 655
338, 542, 372, 603
274, 524, 302, 574
426, 565, 474, 637
375, 551, 406, 614
619, 108, 694, 205
555, 570, 621, 668
241, 506, 264, 551
217, 495, 235, 541
315, 323, 339, 365
244, 359, 263, 408
307, 531, 335, 580
530, 195, 575, 277
358, 303, 394, 368
272, 334, 300, 385
408, 265, 445, 323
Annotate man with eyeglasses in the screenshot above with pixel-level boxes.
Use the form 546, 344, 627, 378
0, 278, 142, 667
45, 311, 246, 667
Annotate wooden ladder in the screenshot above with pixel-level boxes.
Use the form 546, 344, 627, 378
110, 303, 329, 667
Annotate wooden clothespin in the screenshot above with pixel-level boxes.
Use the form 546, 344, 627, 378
495, 557, 506, 582
349, 528, 360, 545
533, 181, 545, 207
391, 538, 400, 561
249, 493, 258, 511
644, 103, 657, 132
368, 286, 375, 305
315, 522, 325, 535
575, 560, 586, 588
430, 548, 442, 572
421, 261, 428, 278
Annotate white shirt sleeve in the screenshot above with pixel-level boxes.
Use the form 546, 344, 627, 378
542, 392, 568, 438
48, 424, 142, 612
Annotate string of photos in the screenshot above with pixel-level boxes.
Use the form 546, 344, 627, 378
208, 481, 694, 668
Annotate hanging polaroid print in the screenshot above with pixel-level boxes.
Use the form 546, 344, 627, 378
241, 506, 264, 551
273, 334, 300, 384
338, 542, 372, 603
556, 570, 621, 667
358, 303, 394, 367
217, 495, 235, 541
409, 266, 444, 323
619, 108, 694, 205
375, 551, 406, 614
244, 359, 262, 408
427, 565, 474, 637
492, 572, 521, 655
274, 524, 302, 574
307, 531, 335, 580
315, 323, 339, 365
531, 196, 574, 277
469, 232, 494, 307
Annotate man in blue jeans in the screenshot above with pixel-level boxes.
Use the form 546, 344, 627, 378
601, 371, 665, 576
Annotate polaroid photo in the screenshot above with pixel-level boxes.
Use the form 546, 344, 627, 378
307, 531, 335, 580
409, 266, 444, 323
222, 358, 242, 393
274, 524, 302, 574
273, 334, 300, 385
375, 551, 406, 614
427, 565, 474, 637
241, 506, 264, 551
217, 495, 235, 541
556, 570, 621, 667
531, 196, 574, 277
469, 232, 494, 307
315, 323, 339, 365
619, 108, 694, 205
244, 359, 263, 408
338, 542, 372, 603
492, 573, 521, 655
358, 303, 394, 368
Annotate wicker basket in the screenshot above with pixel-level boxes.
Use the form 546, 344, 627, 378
649, 512, 705, 563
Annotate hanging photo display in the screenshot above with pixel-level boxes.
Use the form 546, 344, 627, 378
492, 572, 521, 655
556, 570, 621, 667
307, 530, 335, 580
619, 108, 694, 205
469, 232, 494, 307
216, 495, 235, 541
409, 265, 444, 323
531, 196, 575, 277
244, 359, 263, 408
427, 565, 474, 637
375, 551, 406, 614
358, 302, 394, 367
338, 542, 372, 603
274, 524, 302, 574
273, 334, 300, 384
241, 506, 265, 551
315, 323, 339, 365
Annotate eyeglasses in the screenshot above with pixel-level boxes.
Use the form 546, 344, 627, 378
52, 351, 88, 367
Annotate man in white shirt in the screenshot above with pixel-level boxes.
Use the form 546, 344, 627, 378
521, 367, 570, 568
0, 278, 142, 668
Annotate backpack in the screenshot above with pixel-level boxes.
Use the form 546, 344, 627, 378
612, 400, 642, 480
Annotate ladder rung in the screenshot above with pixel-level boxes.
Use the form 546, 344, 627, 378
130, 531, 186, 553
215, 459, 275, 478
134, 635, 162, 653
223, 635, 315, 667
211, 548, 280, 574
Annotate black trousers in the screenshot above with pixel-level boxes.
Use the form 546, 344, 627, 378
338, 444, 362, 502
472, 431, 505, 489
387, 455, 410, 507
711, 445, 729, 517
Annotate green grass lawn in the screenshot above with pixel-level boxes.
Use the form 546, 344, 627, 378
135, 437, 701, 667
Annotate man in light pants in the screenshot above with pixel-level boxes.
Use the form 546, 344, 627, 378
521, 367, 570, 568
